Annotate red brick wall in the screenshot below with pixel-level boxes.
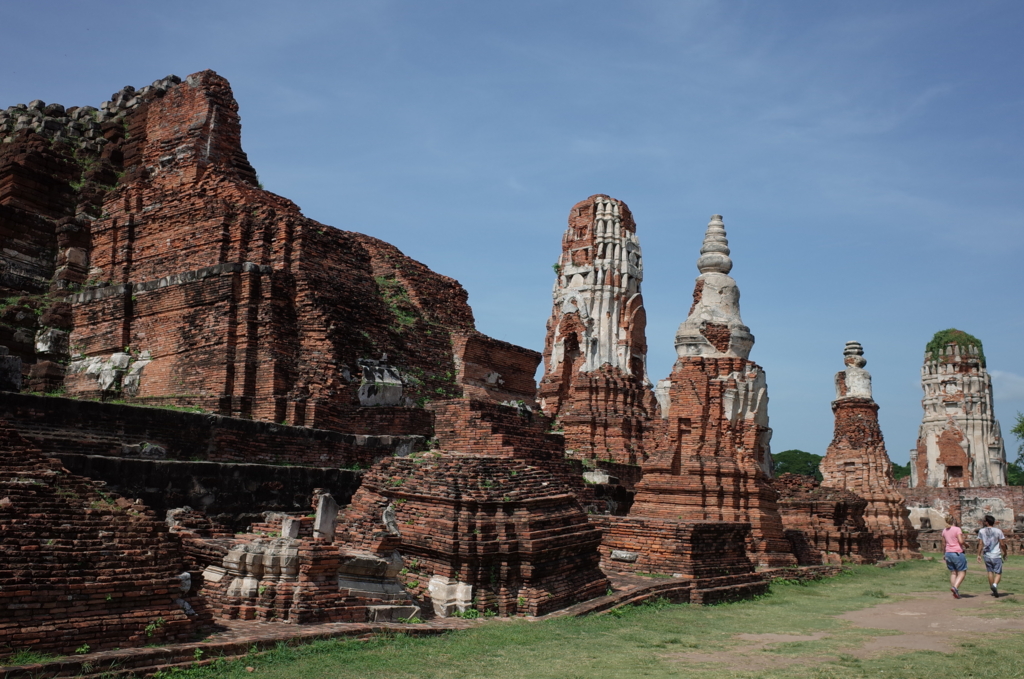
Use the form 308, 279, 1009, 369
592, 516, 755, 578
452, 332, 541, 404
899, 486, 1024, 530
630, 357, 796, 568
0, 392, 422, 469
0, 424, 204, 658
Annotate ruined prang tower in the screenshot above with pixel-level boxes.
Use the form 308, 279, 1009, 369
537, 195, 656, 464
910, 329, 1006, 488
820, 342, 919, 560
629, 215, 796, 568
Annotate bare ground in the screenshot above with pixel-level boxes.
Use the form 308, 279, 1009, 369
668, 567, 1024, 672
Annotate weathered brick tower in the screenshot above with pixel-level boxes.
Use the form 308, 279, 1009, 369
629, 215, 796, 568
537, 195, 657, 464
820, 341, 920, 560
910, 329, 1006, 488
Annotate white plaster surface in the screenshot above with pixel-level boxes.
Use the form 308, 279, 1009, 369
910, 341, 1006, 488
674, 215, 755, 360
546, 196, 650, 383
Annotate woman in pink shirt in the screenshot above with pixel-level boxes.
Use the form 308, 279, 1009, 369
942, 517, 967, 598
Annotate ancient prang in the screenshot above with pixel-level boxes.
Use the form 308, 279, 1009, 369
628, 215, 797, 569
538, 195, 657, 464
911, 329, 1006, 488
819, 342, 920, 560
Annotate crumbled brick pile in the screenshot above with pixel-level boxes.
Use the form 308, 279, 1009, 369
538, 195, 658, 464
821, 397, 920, 559
337, 398, 609, 617
0, 424, 204, 658
630, 357, 797, 568
770, 473, 883, 565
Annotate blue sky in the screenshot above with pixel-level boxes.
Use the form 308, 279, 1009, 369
4, 1, 1023, 464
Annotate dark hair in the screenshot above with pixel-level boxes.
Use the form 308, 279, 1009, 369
984, 515, 995, 526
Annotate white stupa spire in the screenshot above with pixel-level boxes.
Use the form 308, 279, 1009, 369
674, 215, 754, 360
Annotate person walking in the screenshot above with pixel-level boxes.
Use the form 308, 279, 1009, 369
942, 517, 967, 598
976, 514, 1007, 597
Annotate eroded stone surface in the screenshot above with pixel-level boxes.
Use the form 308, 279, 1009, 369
538, 195, 657, 465
911, 330, 1006, 488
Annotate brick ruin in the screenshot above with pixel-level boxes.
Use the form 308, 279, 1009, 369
0, 70, 943, 661
0, 424, 206, 655
1, 70, 529, 431
910, 329, 1006, 489
337, 399, 610, 617
537, 195, 658, 465
629, 216, 796, 569
771, 473, 884, 565
819, 342, 920, 560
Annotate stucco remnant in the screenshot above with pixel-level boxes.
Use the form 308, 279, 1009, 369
538, 195, 657, 464
910, 330, 1006, 488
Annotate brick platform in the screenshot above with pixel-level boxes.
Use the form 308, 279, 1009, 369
337, 398, 609, 617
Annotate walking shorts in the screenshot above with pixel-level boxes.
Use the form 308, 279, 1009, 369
983, 557, 1003, 574
945, 552, 967, 571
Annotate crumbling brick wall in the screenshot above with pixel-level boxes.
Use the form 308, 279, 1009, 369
630, 356, 796, 569
0, 423, 204, 658
591, 516, 755, 578
771, 473, 884, 565
4, 70, 534, 438
0, 391, 422, 468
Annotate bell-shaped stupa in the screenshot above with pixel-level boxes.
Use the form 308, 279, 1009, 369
673, 215, 755, 360
631, 214, 796, 569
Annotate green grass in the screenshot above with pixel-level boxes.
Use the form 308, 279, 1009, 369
145, 555, 1023, 678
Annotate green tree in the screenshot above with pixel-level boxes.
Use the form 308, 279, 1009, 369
1012, 412, 1024, 462
1009, 412, 1024, 485
772, 449, 823, 481
890, 461, 912, 482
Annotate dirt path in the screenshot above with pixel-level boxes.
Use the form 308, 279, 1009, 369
839, 586, 1024, 656
668, 570, 1024, 672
